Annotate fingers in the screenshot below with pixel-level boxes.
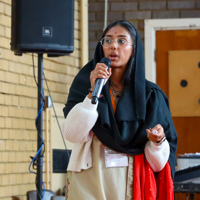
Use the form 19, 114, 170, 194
94, 64, 110, 78
146, 124, 165, 143
90, 63, 112, 89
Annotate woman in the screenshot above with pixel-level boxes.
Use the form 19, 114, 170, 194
62, 20, 177, 200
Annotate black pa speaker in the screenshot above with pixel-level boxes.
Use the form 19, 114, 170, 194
11, 0, 74, 56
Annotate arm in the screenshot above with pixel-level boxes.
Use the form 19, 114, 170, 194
61, 96, 98, 143
143, 85, 177, 176
144, 139, 170, 172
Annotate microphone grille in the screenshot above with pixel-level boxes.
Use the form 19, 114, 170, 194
100, 57, 111, 68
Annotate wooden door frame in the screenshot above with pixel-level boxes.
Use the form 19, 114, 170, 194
144, 18, 200, 83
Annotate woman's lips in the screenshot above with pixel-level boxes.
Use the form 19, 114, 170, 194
109, 54, 118, 61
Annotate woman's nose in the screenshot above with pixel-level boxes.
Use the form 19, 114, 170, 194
111, 40, 118, 49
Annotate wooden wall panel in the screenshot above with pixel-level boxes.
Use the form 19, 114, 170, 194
168, 50, 200, 117
156, 30, 200, 155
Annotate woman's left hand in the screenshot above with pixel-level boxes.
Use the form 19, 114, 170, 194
146, 124, 165, 143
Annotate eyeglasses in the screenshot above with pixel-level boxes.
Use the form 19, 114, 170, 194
100, 37, 133, 48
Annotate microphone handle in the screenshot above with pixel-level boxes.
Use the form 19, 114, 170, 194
91, 78, 105, 104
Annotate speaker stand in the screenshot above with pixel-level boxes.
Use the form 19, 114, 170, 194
37, 54, 44, 200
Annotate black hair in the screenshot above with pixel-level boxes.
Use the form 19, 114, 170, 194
101, 20, 137, 85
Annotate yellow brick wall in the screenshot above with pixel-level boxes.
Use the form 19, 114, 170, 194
0, 0, 81, 199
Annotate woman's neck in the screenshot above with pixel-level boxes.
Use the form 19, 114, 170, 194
110, 69, 125, 92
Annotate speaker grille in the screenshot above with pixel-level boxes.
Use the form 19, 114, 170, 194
11, 0, 74, 56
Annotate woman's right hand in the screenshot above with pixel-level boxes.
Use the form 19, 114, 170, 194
88, 63, 112, 99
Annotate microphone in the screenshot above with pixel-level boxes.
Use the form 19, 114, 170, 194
91, 57, 111, 104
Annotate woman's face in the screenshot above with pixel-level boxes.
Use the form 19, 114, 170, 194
102, 25, 133, 70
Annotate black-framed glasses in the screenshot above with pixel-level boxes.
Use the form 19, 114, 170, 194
100, 37, 133, 48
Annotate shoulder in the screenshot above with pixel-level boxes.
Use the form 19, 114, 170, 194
145, 79, 169, 106
146, 79, 162, 92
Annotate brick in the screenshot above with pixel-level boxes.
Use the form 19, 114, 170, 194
89, 2, 109, 12
12, 185, 20, 196
140, 1, 166, 10
168, 1, 195, 9
9, 174, 17, 185
5, 71, 19, 84
89, 41, 98, 50
5, 4, 11, 16
8, 61, 16, 72
0, 186, 6, 197
138, 20, 144, 30
19, 96, 26, 107
0, 163, 5, 174
8, 106, 16, 117
0, 0, 11, 5
25, 67, 34, 79
0, 59, 9, 70
0, 2, 4, 13
75, 0, 79, 11
19, 74, 26, 85
11, 96, 18, 107
25, 119, 35, 130
5, 140, 13, 150
0, 118, 5, 128
111, 2, 137, 11
1, 151, 9, 162
15, 85, 23, 96
74, 10, 79, 20
12, 140, 20, 151
25, 76, 33, 86
0, 70, 5, 81
89, 31, 96, 40
22, 173, 31, 184
0, 37, 10, 49
125, 11, 151, 20
0, 94, 4, 104
14, 174, 22, 184
5, 163, 13, 174
181, 10, 200, 18
0, 24, 4, 36
0, 14, 11, 27
1, 131, 10, 141
153, 10, 179, 18
4, 94, 12, 106
89, 13, 96, 21
74, 20, 79, 30
96, 12, 124, 21
9, 151, 16, 162
2, 174, 9, 185
12, 118, 20, 129
9, 130, 20, 140
3, 49, 14, 61
1, 106, 9, 116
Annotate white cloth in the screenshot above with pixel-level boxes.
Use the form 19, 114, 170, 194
144, 140, 170, 172
61, 96, 98, 172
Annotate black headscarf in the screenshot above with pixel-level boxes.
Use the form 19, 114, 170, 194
63, 20, 177, 178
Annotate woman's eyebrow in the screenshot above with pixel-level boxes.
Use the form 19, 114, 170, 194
105, 34, 128, 37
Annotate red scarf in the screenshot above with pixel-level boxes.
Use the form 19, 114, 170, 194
133, 154, 174, 200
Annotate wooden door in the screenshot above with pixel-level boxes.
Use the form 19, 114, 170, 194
156, 30, 200, 200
